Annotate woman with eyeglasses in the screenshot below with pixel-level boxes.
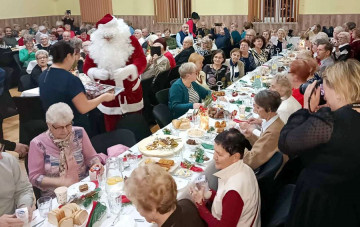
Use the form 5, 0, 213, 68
39, 41, 115, 135
28, 103, 106, 197
30, 50, 50, 87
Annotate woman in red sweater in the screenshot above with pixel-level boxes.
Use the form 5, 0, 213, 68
288, 58, 318, 107
190, 129, 261, 227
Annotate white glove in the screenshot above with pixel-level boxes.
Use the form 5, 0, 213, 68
112, 64, 138, 82
87, 68, 110, 81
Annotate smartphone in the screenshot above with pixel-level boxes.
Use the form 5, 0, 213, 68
66, 10, 71, 15
150, 46, 161, 57
214, 23, 222, 26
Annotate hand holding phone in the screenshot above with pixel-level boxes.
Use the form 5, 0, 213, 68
150, 46, 161, 57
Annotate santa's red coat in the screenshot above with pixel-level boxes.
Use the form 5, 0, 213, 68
83, 35, 147, 116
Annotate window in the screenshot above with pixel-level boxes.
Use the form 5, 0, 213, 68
248, 0, 299, 23
154, 0, 192, 24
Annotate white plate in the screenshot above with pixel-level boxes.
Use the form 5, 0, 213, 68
139, 157, 180, 173
137, 135, 184, 157
68, 182, 96, 198
184, 149, 212, 164
187, 128, 206, 138
173, 177, 188, 190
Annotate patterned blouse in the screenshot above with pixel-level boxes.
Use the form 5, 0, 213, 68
251, 48, 269, 66
28, 127, 105, 197
203, 64, 231, 90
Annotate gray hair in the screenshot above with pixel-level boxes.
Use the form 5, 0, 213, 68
134, 29, 142, 34
70, 37, 82, 54
40, 34, 49, 39
246, 29, 256, 35
56, 21, 64, 27
334, 26, 345, 33
35, 50, 49, 58
183, 36, 193, 45
147, 34, 159, 43
315, 32, 329, 41
179, 62, 197, 78
338, 31, 351, 43
272, 74, 292, 98
254, 90, 281, 113
39, 25, 46, 31
46, 102, 74, 124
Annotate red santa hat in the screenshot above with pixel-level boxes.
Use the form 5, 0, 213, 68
96, 14, 116, 28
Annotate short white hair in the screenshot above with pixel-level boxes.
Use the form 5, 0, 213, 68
315, 32, 329, 41
35, 50, 48, 58
334, 26, 345, 33
40, 34, 49, 39
179, 62, 197, 78
147, 34, 159, 43
46, 102, 74, 125
338, 31, 351, 42
183, 36, 193, 44
39, 25, 46, 31
56, 21, 64, 26
134, 29, 141, 34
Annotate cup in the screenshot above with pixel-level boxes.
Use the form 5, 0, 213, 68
37, 196, 52, 218
54, 186, 68, 205
108, 192, 122, 215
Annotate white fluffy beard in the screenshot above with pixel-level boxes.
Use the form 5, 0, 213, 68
89, 19, 134, 73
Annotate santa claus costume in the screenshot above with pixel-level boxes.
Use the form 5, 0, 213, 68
83, 14, 147, 131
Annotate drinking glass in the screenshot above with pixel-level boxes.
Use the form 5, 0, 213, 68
37, 196, 52, 218
105, 157, 124, 195
108, 191, 122, 215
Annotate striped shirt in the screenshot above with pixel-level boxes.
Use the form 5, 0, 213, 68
188, 84, 200, 103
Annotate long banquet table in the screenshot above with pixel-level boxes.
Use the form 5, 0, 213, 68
29, 51, 294, 227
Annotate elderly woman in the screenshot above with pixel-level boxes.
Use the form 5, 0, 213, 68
270, 74, 301, 123
28, 103, 105, 197
169, 62, 211, 118
134, 29, 145, 46
39, 41, 115, 134
240, 90, 285, 170
289, 59, 317, 107
331, 26, 345, 44
224, 48, 245, 82
203, 49, 230, 90
189, 53, 208, 89
30, 50, 50, 87
271, 29, 288, 53
194, 36, 212, 56
164, 28, 177, 50
36, 34, 51, 52
125, 164, 205, 227
154, 38, 176, 69
239, 39, 257, 74
19, 37, 37, 67
333, 31, 351, 61
251, 35, 269, 66
78, 28, 90, 42
141, 38, 170, 81
190, 129, 261, 226
279, 60, 360, 227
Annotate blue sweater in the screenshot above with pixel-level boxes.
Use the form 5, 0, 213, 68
169, 79, 211, 118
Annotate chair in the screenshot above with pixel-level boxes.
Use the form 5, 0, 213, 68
90, 129, 137, 155
152, 104, 172, 128
152, 69, 170, 95
0, 89, 17, 120
256, 152, 284, 222
265, 184, 296, 227
18, 74, 36, 92
13, 53, 27, 76
165, 65, 180, 88
169, 78, 178, 86
116, 113, 152, 142
155, 88, 169, 105
12, 96, 46, 144
141, 77, 156, 124
25, 154, 42, 203
204, 160, 219, 191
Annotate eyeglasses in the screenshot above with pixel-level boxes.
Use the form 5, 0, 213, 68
51, 121, 73, 130
37, 56, 48, 60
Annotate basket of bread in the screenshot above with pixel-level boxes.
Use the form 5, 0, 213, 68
48, 203, 88, 227
172, 118, 191, 130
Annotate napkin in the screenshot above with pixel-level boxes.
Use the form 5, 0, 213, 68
201, 143, 214, 150
107, 144, 129, 158
121, 195, 131, 204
